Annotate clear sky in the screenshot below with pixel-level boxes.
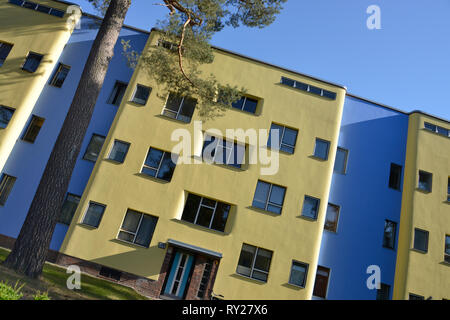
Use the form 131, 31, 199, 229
70, 0, 450, 120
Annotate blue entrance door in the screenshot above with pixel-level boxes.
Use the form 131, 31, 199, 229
164, 252, 195, 298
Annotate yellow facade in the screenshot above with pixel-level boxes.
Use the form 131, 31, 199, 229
394, 113, 450, 300
60, 31, 346, 299
0, 0, 79, 171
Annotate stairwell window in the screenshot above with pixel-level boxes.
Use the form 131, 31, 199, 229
22, 115, 44, 143
445, 235, 450, 264
334, 147, 348, 174
0, 106, 15, 129
181, 193, 231, 232
141, 147, 177, 182
418, 170, 432, 192
131, 84, 151, 105
58, 193, 80, 225
49, 63, 70, 88
108, 140, 130, 163
0, 42, 13, 67
108, 81, 128, 106
117, 209, 158, 248
313, 266, 330, 299
301, 196, 320, 220
383, 220, 397, 249
324, 203, 340, 232
267, 123, 298, 154
162, 93, 196, 123
252, 180, 286, 214
314, 138, 330, 160
0, 174, 16, 206
81, 202, 106, 228
413, 228, 429, 253
22, 52, 43, 73
388, 163, 402, 190
447, 177, 450, 202
83, 134, 105, 162
236, 244, 273, 282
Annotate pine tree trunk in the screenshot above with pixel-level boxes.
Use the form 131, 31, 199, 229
3, 0, 132, 278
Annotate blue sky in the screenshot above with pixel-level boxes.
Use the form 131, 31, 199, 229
71, 0, 450, 120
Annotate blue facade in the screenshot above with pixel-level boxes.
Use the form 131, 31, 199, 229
316, 95, 409, 299
0, 16, 148, 251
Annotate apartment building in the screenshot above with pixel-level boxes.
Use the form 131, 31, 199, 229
0, 0, 448, 300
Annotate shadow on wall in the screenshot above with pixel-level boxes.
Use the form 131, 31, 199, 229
0, 56, 47, 88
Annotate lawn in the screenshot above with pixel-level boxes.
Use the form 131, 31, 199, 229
0, 247, 148, 300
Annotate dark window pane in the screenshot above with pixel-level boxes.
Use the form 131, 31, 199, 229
36, 4, 51, 13
49, 9, 65, 17
295, 81, 308, 91
82, 203, 105, 228
309, 86, 322, 95
210, 202, 230, 232
254, 249, 272, 272
22, 52, 43, 73
243, 97, 258, 114
313, 266, 330, 298
424, 122, 436, 132
418, 171, 432, 192
0, 42, 13, 66
50, 64, 70, 88
22, 1, 37, 9
178, 97, 196, 122
314, 139, 330, 160
165, 93, 183, 112
231, 97, 245, 110
290, 262, 308, 287
302, 196, 320, 220
252, 270, 268, 282
389, 163, 402, 190
132, 85, 151, 105
144, 148, 163, 169
377, 283, 390, 300
181, 194, 201, 223
59, 193, 80, 225
437, 126, 448, 136
22, 115, 44, 143
118, 231, 134, 243
83, 134, 105, 162
0, 106, 14, 129
334, 148, 348, 174
322, 90, 337, 100
268, 124, 283, 149
0, 174, 16, 206
414, 229, 429, 252
325, 204, 339, 232
281, 77, 295, 87
157, 152, 177, 181
282, 127, 298, 147
252, 181, 270, 210
135, 215, 158, 247
121, 210, 141, 233
196, 206, 214, 228
445, 236, 450, 263
237, 244, 256, 277
109, 140, 130, 163
383, 220, 397, 249
269, 185, 285, 207
409, 294, 424, 300
108, 81, 127, 106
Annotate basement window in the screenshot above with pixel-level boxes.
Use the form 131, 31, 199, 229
99, 267, 122, 281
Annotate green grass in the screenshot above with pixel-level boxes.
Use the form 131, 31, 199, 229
0, 247, 148, 300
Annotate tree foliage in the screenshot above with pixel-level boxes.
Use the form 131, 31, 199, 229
120, 0, 287, 119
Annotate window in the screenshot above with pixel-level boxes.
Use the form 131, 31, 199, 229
447, 177, 450, 202
388, 163, 402, 190
0, 106, 15, 129
424, 122, 450, 138
162, 93, 196, 123
197, 260, 213, 299
414, 228, 429, 253
383, 220, 397, 249
314, 138, 330, 160
376, 283, 390, 300
313, 266, 330, 299
99, 267, 122, 281
409, 293, 424, 300
334, 147, 348, 174
83, 134, 105, 162
141, 147, 177, 182
181, 193, 231, 232
445, 235, 450, 263
108, 140, 130, 163
8, 0, 65, 17
202, 135, 245, 169
289, 261, 308, 288
252, 180, 286, 214
324, 203, 340, 232
301, 196, 320, 220
58, 193, 80, 225
81, 202, 106, 228
231, 96, 258, 114
117, 209, 158, 248
131, 84, 151, 105
0, 174, 16, 206
108, 81, 127, 106
0, 42, 13, 67
418, 170, 432, 192
49, 63, 70, 88
280, 76, 337, 100
22, 52, 43, 73
267, 123, 298, 154
236, 244, 273, 282
22, 115, 44, 143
